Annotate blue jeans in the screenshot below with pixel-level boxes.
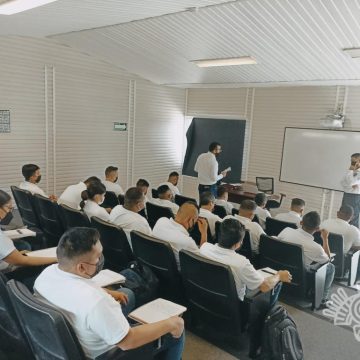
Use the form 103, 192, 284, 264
154, 332, 185, 360
13, 239, 32, 251
117, 287, 136, 317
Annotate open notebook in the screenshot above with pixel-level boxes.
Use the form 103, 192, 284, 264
27, 247, 57, 258
257, 267, 277, 279
91, 269, 126, 287
129, 298, 187, 324
4, 228, 36, 240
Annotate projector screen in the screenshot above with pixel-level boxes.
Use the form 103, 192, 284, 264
280, 128, 360, 191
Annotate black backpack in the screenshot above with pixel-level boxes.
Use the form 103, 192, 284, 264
259, 305, 304, 360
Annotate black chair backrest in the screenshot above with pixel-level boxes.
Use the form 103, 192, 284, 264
174, 194, 197, 207
189, 218, 214, 245
59, 204, 90, 229
11, 185, 41, 229
91, 217, 134, 272
0, 273, 33, 358
151, 189, 159, 199
118, 194, 125, 205
259, 235, 307, 298
265, 217, 297, 236
7, 279, 86, 360
34, 194, 65, 247
146, 202, 174, 229
231, 208, 238, 216
314, 231, 345, 278
101, 191, 119, 209
252, 214, 260, 224
256, 177, 274, 194
179, 250, 243, 335
213, 205, 227, 219
131, 231, 182, 302
236, 230, 252, 260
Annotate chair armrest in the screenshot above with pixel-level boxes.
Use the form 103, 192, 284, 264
347, 249, 360, 286
308, 262, 328, 309
95, 342, 154, 360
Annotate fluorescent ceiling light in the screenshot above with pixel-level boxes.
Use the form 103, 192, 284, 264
191, 56, 257, 67
0, 0, 58, 15
343, 48, 360, 59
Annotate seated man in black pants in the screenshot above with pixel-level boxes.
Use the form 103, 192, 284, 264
200, 218, 292, 357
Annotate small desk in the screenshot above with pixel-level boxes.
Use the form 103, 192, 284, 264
221, 183, 256, 205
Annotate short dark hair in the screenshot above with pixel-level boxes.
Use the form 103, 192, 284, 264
218, 219, 246, 248
125, 187, 144, 207
57, 227, 100, 261
136, 179, 149, 188
80, 182, 106, 209
254, 193, 267, 207
157, 184, 171, 196
169, 171, 179, 178
338, 205, 354, 220
351, 153, 360, 159
105, 166, 118, 177
22, 164, 39, 181
200, 191, 215, 206
84, 176, 101, 186
217, 186, 228, 198
0, 190, 11, 208
302, 211, 321, 231
209, 142, 221, 152
240, 200, 257, 211
291, 198, 305, 210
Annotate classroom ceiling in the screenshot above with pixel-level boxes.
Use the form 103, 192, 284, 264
3, 0, 360, 87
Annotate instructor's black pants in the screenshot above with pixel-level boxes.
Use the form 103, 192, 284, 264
342, 192, 360, 228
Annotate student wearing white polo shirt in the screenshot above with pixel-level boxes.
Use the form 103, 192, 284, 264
34, 227, 184, 360
152, 202, 208, 269
199, 192, 222, 239
321, 205, 360, 254
80, 181, 110, 222
254, 193, 271, 229
278, 211, 335, 309
224, 200, 265, 253
158, 171, 181, 198
58, 176, 101, 209
275, 198, 305, 228
103, 166, 124, 196
214, 186, 234, 215
150, 185, 179, 215
110, 187, 152, 243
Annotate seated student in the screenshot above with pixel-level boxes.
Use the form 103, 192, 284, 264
103, 166, 124, 196
80, 182, 110, 222
199, 192, 222, 239
224, 200, 265, 253
278, 211, 335, 309
321, 205, 360, 254
152, 202, 208, 269
158, 171, 181, 197
58, 176, 101, 209
275, 198, 305, 227
110, 187, 152, 242
34, 227, 184, 360
136, 178, 150, 202
19, 164, 57, 201
214, 186, 234, 215
151, 185, 179, 215
254, 193, 271, 229
0, 190, 57, 273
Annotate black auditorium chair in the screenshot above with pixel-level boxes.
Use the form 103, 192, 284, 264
7, 280, 154, 360
59, 204, 90, 229
265, 217, 297, 237
0, 273, 33, 359
146, 202, 174, 229
189, 219, 214, 245
151, 189, 159, 199
252, 214, 260, 224
118, 194, 125, 205
232, 208, 238, 216
213, 205, 227, 219
236, 231, 257, 265
34, 194, 65, 247
174, 194, 197, 207
255, 177, 285, 209
91, 217, 134, 272
101, 191, 119, 210
259, 234, 328, 310
131, 231, 184, 303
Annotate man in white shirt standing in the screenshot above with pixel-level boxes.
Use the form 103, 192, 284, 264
151, 185, 179, 215
275, 198, 305, 228
34, 227, 184, 360
159, 172, 181, 198
341, 153, 360, 228
194, 142, 229, 198
103, 166, 124, 196
254, 193, 271, 229
152, 202, 208, 269
199, 192, 222, 240
214, 186, 234, 215
224, 200, 265, 253
278, 211, 335, 309
19, 164, 57, 201
321, 205, 360, 254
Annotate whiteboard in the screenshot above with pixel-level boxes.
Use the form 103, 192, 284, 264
280, 128, 360, 191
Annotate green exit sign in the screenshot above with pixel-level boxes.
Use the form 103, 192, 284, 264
113, 122, 127, 131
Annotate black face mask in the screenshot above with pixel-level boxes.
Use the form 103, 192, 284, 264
88, 254, 105, 278
0, 211, 13, 225
35, 175, 42, 183
114, 177, 118, 183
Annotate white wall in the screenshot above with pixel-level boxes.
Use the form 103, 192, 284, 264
0, 36, 185, 198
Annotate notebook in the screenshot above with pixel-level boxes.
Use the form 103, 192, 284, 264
4, 228, 36, 240
129, 298, 187, 324
91, 269, 126, 287
27, 247, 57, 258
257, 267, 277, 279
